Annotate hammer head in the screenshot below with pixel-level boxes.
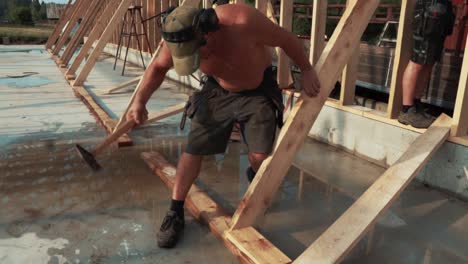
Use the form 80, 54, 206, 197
75, 144, 101, 171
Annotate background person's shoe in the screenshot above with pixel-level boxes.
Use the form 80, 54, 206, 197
157, 210, 185, 248
398, 107, 435, 129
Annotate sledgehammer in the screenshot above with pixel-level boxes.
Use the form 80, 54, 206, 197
76, 102, 186, 171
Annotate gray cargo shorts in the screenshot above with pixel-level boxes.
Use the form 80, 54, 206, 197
185, 67, 282, 155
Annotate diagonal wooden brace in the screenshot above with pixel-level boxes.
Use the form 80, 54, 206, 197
293, 114, 451, 264
229, 0, 382, 230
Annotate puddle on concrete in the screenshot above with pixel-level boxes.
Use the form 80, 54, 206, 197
0, 76, 54, 88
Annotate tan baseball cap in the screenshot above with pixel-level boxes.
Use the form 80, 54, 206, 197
162, 6, 202, 76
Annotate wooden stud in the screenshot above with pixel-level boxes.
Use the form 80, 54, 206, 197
60, 0, 106, 66
340, 0, 359, 105
310, 0, 327, 65
45, 0, 74, 50
387, 0, 416, 118
294, 114, 451, 264
52, 0, 92, 55
147, 0, 156, 52
100, 76, 142, 94
451, 40, 468, 137
66, 0, 122, 78
141, 151, 289, 264
255, 0, 267, 14
229, 0, 382, 230
225, 227, 292, 264
72, 86, 132, 146
73, 0, 136, 86
277, 0, 293, 88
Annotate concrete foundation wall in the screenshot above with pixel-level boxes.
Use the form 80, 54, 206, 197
100, 44, 468, 200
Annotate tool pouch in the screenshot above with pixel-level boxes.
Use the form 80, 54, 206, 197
180, 76, 213, 130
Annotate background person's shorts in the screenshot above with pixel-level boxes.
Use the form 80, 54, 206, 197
185, 67, 280, 155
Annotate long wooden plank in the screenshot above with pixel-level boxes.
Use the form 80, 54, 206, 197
451, 40, 468, 137
145, 102, 186, 124
141, 151, 290, 264
226, 227, 291, 264
73, 86, 132, 146
229, 0, 381, 230
45, 0, 74, 50
309, 0, 327, 65
52, 0, 92, 55
255, 0, 267, 14
100, 76, 142, 95
73, 0, 135, 86
65, 0, 123, 78
59, 0, 106, 66
277, 0, 293, 88
294, 114, 451, 264
340, 0, 359, 105
387, 0, 416, 118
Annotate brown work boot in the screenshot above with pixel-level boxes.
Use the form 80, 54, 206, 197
397, 106, 435, 129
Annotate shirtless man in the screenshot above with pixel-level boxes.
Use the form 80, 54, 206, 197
126, 4, 320, 248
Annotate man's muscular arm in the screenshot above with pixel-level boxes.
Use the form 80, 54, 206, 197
240, 6, 321, 96
127, 42, 173, 125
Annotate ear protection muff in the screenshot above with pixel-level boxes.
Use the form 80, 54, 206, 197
194, 8, 219, 33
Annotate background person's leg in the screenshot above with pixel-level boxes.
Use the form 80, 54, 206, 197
402, 60, 425, 106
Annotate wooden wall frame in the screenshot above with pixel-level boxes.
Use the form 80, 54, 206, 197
452, 40, 468, 137
52, 0, 92, 55
58, 0, 107, 67
45, 0, 75, 51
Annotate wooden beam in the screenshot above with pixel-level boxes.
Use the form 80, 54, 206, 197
141, 151, 290, 264
226, 227, 292, 264
52, 0, 91, 55
147, 0, 156, 52
294, 114, 451, 264
45, 0, 74, 50
72, 86, 132, 146
60, 0, 106, 66
145, 102, 186, 124
310, 0, 327, 65
229, 0, 381, 230
387, 0, 416, 118
65, 0, 123, 78
73, 0, 135, 86
277, 0, 293, 88
100, 76, 142, 95
451, 40, 468, 137
255, 0, 267, 14
340, 0, 359, 105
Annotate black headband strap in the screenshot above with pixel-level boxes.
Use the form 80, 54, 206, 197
162, 26, 196, 43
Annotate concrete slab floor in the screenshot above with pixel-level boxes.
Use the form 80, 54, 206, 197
1, 45, 468, 264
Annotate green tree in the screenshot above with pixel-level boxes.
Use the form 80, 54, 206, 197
31, 0, 42, 22
10, 6, 33, 25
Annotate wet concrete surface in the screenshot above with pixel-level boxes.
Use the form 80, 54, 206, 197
1, 45, 468, 263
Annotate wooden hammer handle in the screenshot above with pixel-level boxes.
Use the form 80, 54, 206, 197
93, 120, 135, 155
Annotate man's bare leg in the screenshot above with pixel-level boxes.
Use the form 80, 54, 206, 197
402, 60, 425, 105
399, 61, 435, 128
246, 152, 269, 182
415, 64, 433, 99
172, 153, 203, 200
157, 152, 202, 248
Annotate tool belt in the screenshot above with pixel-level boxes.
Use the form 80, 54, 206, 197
413, 0, 455, 38
180, 71, 284, 130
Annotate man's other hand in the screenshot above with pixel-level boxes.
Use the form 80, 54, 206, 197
127, 101, 149, 126
301, 68, 321, 97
